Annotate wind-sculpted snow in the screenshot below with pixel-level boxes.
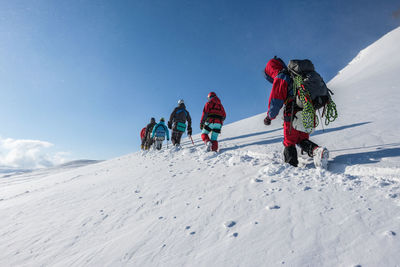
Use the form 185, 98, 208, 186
1, 27, 400, 266
0, 137, 399, 266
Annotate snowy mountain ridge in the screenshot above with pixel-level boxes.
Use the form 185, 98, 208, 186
0, 27, 400, 266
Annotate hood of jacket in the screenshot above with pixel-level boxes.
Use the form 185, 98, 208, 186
265, 58, 285, 83
208, 96, 221, 105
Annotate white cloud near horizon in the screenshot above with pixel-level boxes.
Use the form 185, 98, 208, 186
0, 137, 69, 169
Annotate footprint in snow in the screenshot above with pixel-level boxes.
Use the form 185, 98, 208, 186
190, 232, 196, 235
252, 178, 263, 183
232, 233, 239, 237
385, 230, 396, 237
303, 186, 312, 191
266, 205, 281, 210
379, 182, 391, 187
262, 165, 286, 176
223, 221, 236, 228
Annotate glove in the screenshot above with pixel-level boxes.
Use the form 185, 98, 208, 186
200, 123, 204, 130
167, 121, 172, 129
187, 127, 192, 136
264, 116, 271, 126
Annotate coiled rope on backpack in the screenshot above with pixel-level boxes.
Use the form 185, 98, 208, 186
293, 75, 316, 133
324, 97, 338, 126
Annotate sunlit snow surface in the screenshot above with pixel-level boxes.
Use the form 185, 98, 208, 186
1, 27, 400, 266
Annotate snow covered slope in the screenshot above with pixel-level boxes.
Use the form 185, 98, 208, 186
326, 26, 400, 174
1, 28, 400, 266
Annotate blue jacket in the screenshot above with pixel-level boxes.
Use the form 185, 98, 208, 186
151, 121, 170, 140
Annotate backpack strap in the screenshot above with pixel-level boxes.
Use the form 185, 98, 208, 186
175, 108, 187, 115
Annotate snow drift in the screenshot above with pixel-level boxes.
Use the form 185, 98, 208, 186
0, 27, 400, 266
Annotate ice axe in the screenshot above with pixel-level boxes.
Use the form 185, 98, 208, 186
189, 135, 195, 146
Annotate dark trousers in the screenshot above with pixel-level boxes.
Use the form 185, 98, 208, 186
171, 130, 184, 145
145, 134, 154, 149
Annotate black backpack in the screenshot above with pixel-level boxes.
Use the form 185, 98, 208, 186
285, 59, 338, 133
287, 59, 332, 110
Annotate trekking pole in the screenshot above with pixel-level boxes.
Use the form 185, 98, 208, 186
189, 135, 195, 146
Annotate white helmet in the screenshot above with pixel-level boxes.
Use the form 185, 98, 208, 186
178, 99, 184, 105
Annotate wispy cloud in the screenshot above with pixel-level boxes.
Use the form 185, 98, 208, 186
0, 137, 69, 169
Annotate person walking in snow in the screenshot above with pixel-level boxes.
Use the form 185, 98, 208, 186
151, 118, 170, 150
263, 56, 328, 168
168, 99, 192, 147
140, 127, 147, 150
144, 117, 157, 150
200, 92, 226, 152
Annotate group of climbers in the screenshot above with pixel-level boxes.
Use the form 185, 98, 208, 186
140, 117, 169, 151
140, 94, 225, 152
139, 56, 335, 169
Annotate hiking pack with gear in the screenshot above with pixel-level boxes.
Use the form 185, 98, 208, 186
151, 118, 170, 150
168, 100, 192, 146
200, 92, 226, 130
200, 92, 226, 152
285, 59, 338, 133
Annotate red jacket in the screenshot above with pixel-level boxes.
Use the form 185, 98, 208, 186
140, 127, 146, 139
200, 96, 226, 124
265, 59, 292, 119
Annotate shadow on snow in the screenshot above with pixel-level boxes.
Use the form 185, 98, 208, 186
313, 121, 371, 136
219, 128, 282, 142
220, 122, 372, 153
330, 146, 400, 173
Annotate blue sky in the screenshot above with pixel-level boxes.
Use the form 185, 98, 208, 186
0, 0, 399, 164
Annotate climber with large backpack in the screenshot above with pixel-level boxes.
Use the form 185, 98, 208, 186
168, 99, 192, 147
263, 57, 337, 169
151, 117, 170, 150
144, 117, 157, 150
200, 92, 226, 152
